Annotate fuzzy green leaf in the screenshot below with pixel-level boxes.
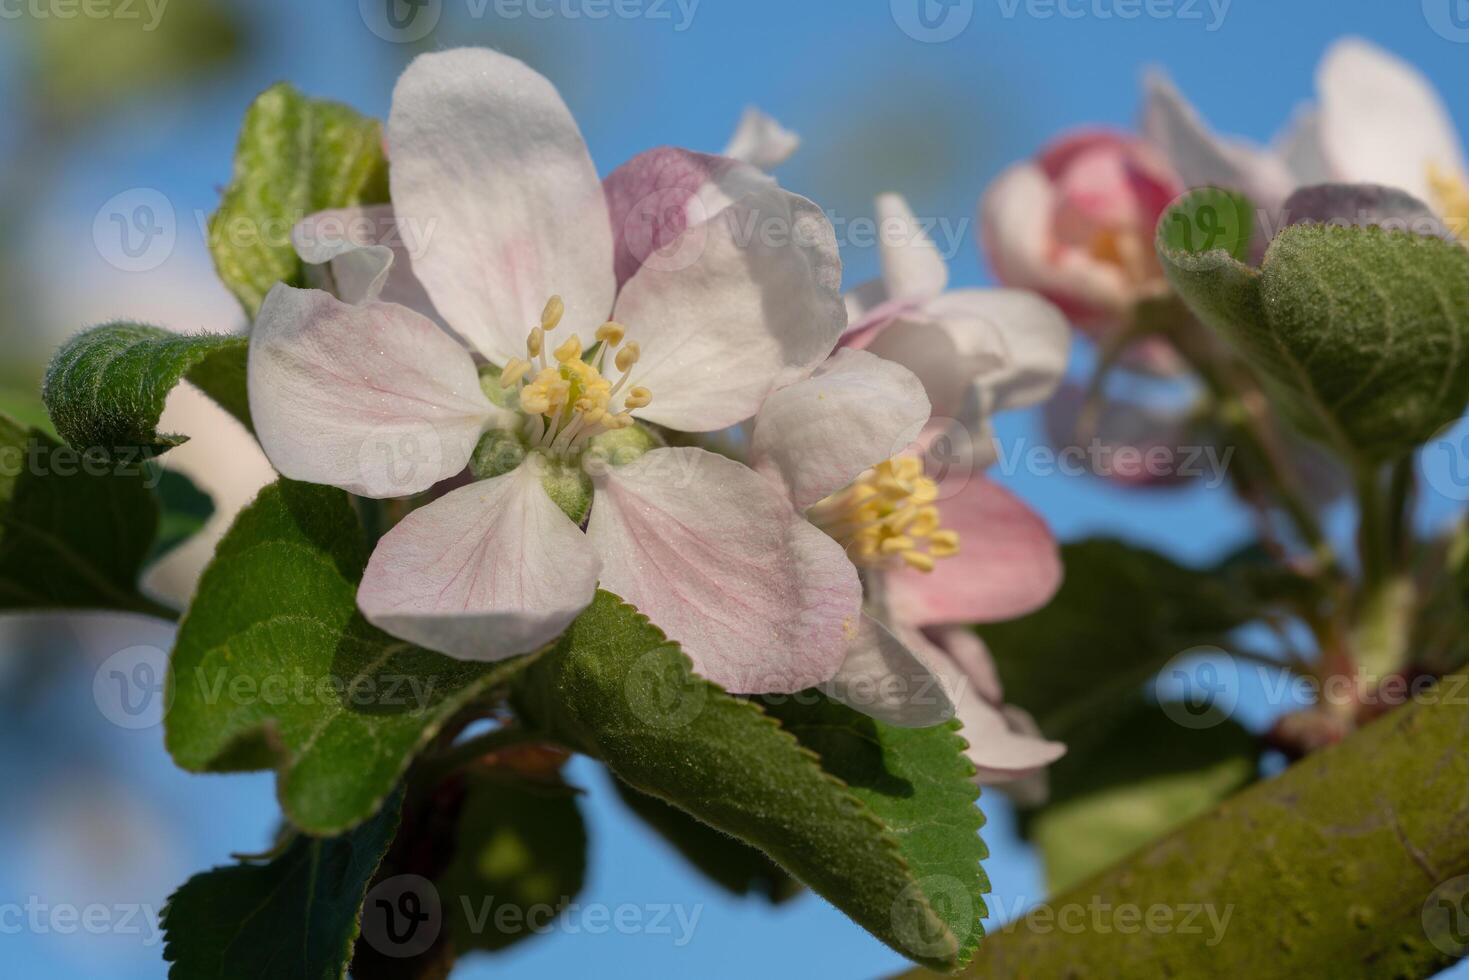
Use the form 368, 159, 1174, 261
1158, 186, 1469, 460
164, 480, 536, 835
1022, 701, 1258, 893
43, 322, 249, 460
980, 539, 1259, 741
210, 83, 390, 317
162, 790, 402, 980
0, 413, 168, 616
513, 594, 988, 971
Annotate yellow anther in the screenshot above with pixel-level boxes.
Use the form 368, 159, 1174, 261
624, 386, 652, 409
1428, 162, 1469, 245
553, 334, 583, 364
901, 551, 936, 573
541, 295, 565, 331
499, 358, 531, 387
615, 341, 641, 373
527, 327, 544, 358
595, 321, 626, 346
808, 457, 959, 574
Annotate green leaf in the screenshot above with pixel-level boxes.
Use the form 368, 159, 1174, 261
43, 323, 250, 459
0, 413, 168, 616
613, 777, 800, 902
980, 539, 1260, 741
210, 83, 390, 317
162, 789, 402, 980
513, 594, 988, 971
1158, 186, 1469, 460
149, 470, 215, 565
164, 480, 537, 835
1022, 701, 1258, 893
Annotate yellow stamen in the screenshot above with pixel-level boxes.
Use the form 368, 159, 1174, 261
1428, 162, 1469, 245
553, 335, 583, 364
499, 358, 531, 387
808, 457, 959, 573
527, 327, 544, 358
541, 295, 565, 331
624, 386, 652, 409
596, 321, 626, 346
615, 341, 640, 373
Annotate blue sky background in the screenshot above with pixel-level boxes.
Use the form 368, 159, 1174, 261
2, 1, 1469, 977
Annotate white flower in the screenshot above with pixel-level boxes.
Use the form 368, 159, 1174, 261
247, 49, 929, 695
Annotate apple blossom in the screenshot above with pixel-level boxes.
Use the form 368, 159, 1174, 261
247, 49, 929, 695
980, 133, 1182, 346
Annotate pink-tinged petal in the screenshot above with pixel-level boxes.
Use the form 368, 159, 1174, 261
358, 461, 601, 661
981, 162, 1134, 325
1317, 38, 1465, 203
885, 477, 1061, 627
1273, 107, 1332, 187
387, 48, 615, 364
587, 447, 861, 693
875, 192, 948, 302
722, 107, 800, 170
959, 698, 1065, 785
602, 147, 773, 288
613, 184, 847, 432
820, 613, 954, 728
923, 625, 1004, 705
751, 349, 929, 510
292, 205, 444, 326
1141, 71, 1296, 214
248, 284, 499, 498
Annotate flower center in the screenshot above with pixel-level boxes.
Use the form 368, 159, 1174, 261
1427, 162, 1469, 245
808, 457, 959, 573
497, 295, 654, 460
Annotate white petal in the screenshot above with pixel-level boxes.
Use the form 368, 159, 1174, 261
587, 447, 861, 693
1317, 37, 1466, 202
956, 695, 1066, 782
248, 284, 497, 498
613, 184, 846, 431
750, 348, 929, 510
1141, 71, 1295, 212
358, 461, 601, 661
875, 192, 949, 302
922, 289, 1071, 415
820, 613, 954, 727
722, 107, 800, 170
1273, 106, 1333, 187
292, 205, 445, 327
387, 48, 615, 364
